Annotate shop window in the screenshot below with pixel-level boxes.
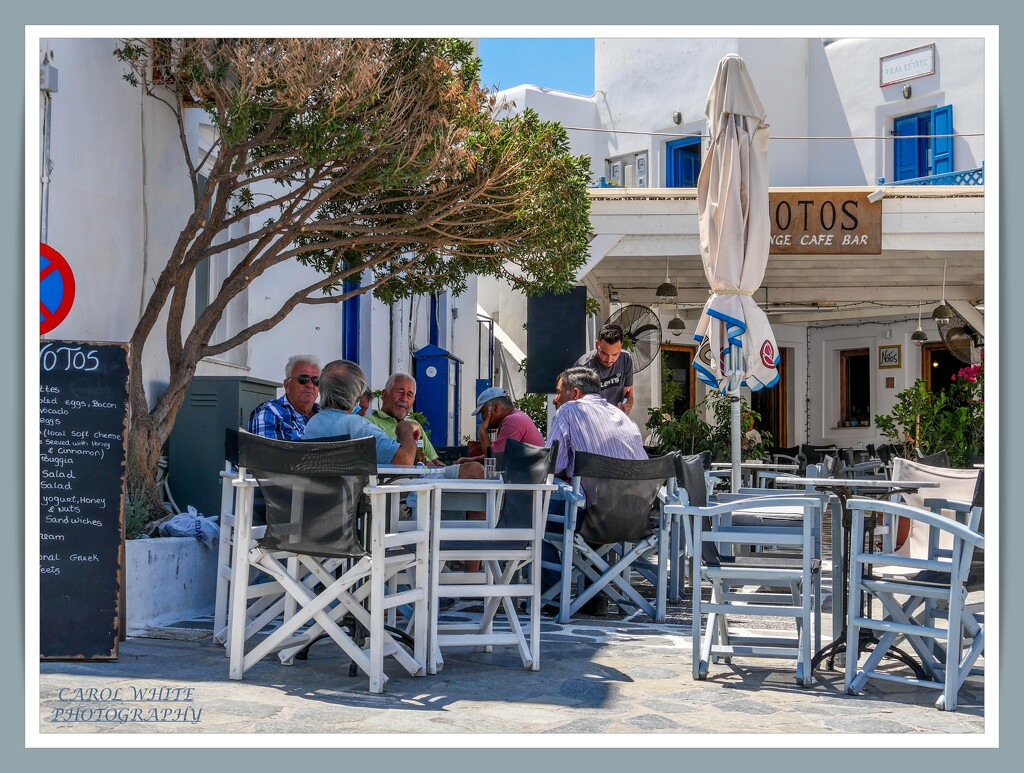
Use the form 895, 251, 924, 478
840, 348, 871, 427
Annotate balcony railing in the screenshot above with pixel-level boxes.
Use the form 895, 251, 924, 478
884, 164, 984, 187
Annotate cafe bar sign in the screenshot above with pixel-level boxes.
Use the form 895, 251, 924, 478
880, 43, 935, 87
769, 191, 881, 255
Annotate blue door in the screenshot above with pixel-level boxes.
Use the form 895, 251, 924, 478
893, 106, 954, 181
666, 137, 701, 187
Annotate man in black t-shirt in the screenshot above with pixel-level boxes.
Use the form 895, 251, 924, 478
575, 323, 634, 415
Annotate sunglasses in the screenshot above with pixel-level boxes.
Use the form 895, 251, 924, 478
292, 374, 319, 386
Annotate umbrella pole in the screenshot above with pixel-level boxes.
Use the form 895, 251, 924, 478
724, 319, 742, 494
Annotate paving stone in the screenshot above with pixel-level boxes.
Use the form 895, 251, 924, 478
624, 712, 680, 730
34, 600, 986, 737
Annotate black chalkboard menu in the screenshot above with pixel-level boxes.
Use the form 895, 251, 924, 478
39, 340, 129, 660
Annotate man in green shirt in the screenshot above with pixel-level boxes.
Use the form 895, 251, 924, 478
368, 372, 484, 572
367, 372, 483, 480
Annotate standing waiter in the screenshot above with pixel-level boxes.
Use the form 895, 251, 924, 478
575, 323, 634, 415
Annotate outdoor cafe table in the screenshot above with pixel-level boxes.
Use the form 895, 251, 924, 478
773, 476, 939, 673
710, 461, 799, 488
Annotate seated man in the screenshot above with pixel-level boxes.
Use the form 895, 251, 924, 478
356, 386, 372, 417
543, 366, 648, 615
458, 386, 544, 464
303, 360, 417, 465
247, 355, 321, 440
367, 372, 483, 481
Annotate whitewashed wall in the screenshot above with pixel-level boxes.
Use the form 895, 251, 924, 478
806, 317, 941, 449
595, 38, 811, 186
42, 38, 345, 407
813, 38, 986, 185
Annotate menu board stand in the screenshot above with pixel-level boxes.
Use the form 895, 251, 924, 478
39, 340, 129, 660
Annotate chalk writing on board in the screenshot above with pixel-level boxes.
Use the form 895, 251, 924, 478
39, 340, 128, 660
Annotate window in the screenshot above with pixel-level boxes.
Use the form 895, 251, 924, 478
840, 349, 871, 427
665, 136, 701, 187
893, 105, 953, 181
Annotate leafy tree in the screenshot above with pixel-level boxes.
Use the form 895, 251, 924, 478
114, 38, 592, 517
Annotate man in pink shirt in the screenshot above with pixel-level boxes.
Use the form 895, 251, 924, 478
458, 387, 544, 464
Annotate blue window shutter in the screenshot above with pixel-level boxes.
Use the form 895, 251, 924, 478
342, 277, 360, 362
931, 105, 954, 175
893, 114, 921, 181
429, 293, 439, 347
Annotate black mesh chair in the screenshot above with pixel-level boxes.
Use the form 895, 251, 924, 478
428, 439, 557, 673
542, 451, 680, 623
801, 444, 839, 468
917, 449, 951, 468
226, 431, 431, 693
666, 451, 711, 600
772, 445, 806, 473
434, 445, 469, 466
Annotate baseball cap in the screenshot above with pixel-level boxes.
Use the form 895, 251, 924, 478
471, 386, 509, 415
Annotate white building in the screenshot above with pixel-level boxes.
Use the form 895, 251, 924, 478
483, 36, 987, 451
35, 35, 988, 499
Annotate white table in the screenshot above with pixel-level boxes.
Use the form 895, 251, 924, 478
711, 461, 800, 488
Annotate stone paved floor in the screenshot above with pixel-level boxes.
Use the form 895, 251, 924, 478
38, 600, 985, 737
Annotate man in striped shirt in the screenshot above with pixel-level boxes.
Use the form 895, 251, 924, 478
543, 367, 647, 615
547, 366, 647, 484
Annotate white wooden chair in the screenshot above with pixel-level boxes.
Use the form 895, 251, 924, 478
226, 432, 431, 694
670, 495, 823, 686
427, 439, 556, 674
845, 495, 984, 711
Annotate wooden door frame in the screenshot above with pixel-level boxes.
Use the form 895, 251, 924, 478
921, 342, 947, 390
660, 343, 697, 410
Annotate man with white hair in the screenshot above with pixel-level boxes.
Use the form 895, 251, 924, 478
247, 355, 322, 440
303, 360, 418, 465
368, 372, 484, 480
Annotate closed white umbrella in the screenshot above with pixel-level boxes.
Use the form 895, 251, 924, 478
693, 54, 780, 491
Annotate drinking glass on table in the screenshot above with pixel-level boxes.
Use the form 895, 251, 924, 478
484, 457, 500, 480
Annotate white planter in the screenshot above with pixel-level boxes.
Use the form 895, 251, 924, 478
125, 536, 218, 632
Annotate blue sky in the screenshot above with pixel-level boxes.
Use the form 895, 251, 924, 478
478, 38, 595, 95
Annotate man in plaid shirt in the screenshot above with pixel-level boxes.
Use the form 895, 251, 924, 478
247, 355, 322, 440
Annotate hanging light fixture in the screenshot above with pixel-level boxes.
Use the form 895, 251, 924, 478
911, 303, 928, 344
656, 255, 677, 298
667, 278, 686, 335
931, 260, 953, 323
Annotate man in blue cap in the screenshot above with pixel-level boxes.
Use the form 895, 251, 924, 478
457, 386, 544, 464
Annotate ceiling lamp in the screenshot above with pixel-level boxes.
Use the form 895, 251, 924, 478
911, 304, 928, 344
656, 255, 677, 298
931, 260, 953, 323
667, 280, 686, 335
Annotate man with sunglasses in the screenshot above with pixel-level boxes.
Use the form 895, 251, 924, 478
247, 355, 322, 440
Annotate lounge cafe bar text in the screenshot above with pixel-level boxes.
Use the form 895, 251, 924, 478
768, 191, 882, 255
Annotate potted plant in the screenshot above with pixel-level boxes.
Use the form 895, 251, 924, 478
874, 358, 983, 468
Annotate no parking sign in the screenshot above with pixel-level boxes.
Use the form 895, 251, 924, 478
40, 243, 75, 335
